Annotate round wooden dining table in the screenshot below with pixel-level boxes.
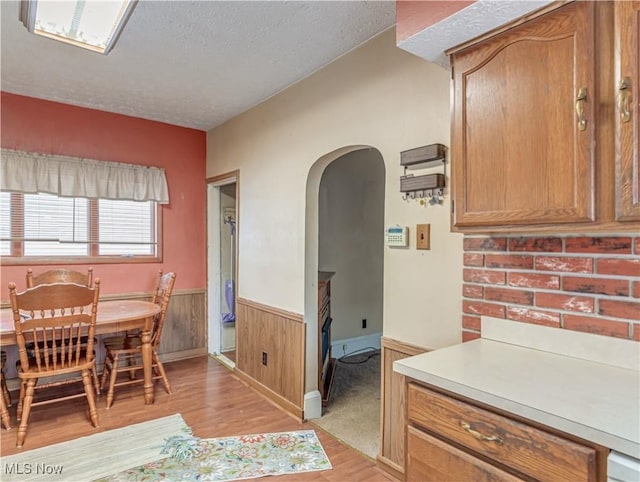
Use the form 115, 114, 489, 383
0, 299, 161, 405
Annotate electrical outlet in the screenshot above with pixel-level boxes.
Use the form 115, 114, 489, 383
362, 318, 367, 329
262, 352, 267, 366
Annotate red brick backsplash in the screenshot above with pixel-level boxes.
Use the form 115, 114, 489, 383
462, 235, 640, 342
596, 258, 640, 276
633, 281, 640, 299
463, 268, 506, 285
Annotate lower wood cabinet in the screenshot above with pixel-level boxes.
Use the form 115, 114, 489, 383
407, 426, 522, 482
406, 382, 605, 481
378, 338, 429, 479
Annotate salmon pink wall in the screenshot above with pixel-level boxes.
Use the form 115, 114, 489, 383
0, 92, 207, 297
396, 1, 475, 42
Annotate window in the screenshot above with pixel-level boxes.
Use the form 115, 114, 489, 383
0, 192, 160, 264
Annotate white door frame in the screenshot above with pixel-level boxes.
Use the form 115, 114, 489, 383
206, 173, 238, 362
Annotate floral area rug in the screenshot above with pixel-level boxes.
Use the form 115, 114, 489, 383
98, 430, 332, 481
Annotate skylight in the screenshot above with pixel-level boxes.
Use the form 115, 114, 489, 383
20, 0, 137, 54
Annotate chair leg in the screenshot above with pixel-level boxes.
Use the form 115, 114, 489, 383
1, 375, 11, 408
16, 379, 36, 447
91, 363, 101, 396
127, 356, 137, 381
0, 388, 11, 430
105, 353, 119, 409
100, 354, 111, 392
82, 369, 99, 428
16, 381, 26, 421
2, 385, 11, 409
152, 352, 172, 394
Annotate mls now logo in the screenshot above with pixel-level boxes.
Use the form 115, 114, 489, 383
4, 462, 64, 475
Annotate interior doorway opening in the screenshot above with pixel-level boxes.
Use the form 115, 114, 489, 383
219, 183, 237, 362
207, 175, 238, 369
304, 146, 385, 458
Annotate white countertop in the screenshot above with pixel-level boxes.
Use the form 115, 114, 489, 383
394, 317, 640, 459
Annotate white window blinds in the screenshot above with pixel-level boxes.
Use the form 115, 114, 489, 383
0, 192, 11, 256
23, 193, 89, 256
0, 149, 169, 204
98, 199, 154, 255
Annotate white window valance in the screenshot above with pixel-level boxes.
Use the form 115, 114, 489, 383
0, 149, 170, 204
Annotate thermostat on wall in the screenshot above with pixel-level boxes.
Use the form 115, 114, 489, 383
385, 226, 408, 247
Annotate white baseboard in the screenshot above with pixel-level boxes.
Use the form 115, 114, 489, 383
331, 332, 382, 359
304, 390, 322, 420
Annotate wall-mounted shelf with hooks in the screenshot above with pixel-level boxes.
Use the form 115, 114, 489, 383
400, 144, 447, 205
401, 143, 446, 169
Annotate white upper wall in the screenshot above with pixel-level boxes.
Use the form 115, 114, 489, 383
206, 28, 463, 349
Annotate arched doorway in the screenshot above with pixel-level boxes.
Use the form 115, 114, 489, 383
304, 146, 385, 457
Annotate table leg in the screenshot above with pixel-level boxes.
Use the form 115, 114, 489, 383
140, 326, 154, 405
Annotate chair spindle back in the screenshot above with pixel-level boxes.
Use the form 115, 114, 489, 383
9, 280, 100, 374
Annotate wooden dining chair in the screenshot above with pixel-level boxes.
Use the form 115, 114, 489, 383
100, 271, 176, 408
25, 267, 100, 394
9, 280, 101, 447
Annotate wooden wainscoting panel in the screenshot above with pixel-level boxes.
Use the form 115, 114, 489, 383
234, 368, 304, 420
378, 337, 429, 478
100, 288, 206, 359
236, 302, 257, 373
159, 289, 207, 355
236, 298, 305, 417
280, 313, 306, 408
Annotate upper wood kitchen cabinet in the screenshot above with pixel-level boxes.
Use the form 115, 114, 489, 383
449, 2, 639, 232
615, 1, 640, 221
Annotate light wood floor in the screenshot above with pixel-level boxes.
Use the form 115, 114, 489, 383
0, 356, 394, 481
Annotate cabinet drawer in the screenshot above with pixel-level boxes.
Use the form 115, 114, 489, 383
407, 426, 523, 482
407, 383, 597, 481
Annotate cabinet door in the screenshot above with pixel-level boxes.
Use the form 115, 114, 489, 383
407, 426, 523, 482
451, 2, 596, 228
615, 1, 640, 221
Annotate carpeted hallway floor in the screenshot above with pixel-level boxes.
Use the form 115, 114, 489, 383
311, 349, 381, 459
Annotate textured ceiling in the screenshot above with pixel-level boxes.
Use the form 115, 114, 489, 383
0, 1, 395, 131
